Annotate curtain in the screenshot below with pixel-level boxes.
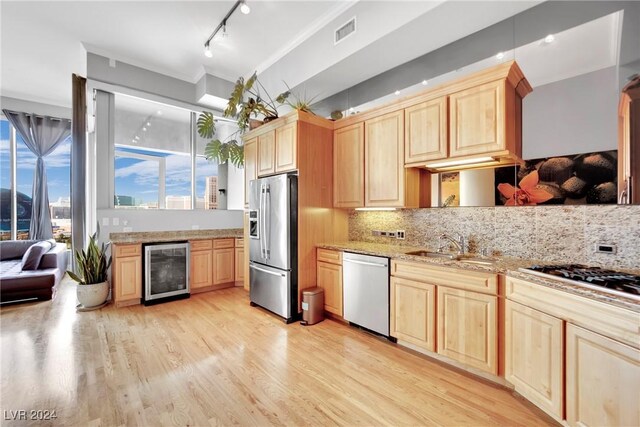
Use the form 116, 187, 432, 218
2, 109, 71, 240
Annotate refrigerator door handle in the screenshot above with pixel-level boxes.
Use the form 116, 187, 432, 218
250, 263, 286, 277
265, 184, 271, 259
260, 183, 266, 258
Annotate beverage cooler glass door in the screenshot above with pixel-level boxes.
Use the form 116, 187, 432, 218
144, 243, 190, 302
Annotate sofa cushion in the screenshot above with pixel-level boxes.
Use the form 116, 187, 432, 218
21, 241, 53, 270
0, 259, 23, 276
0, 240, 40, 261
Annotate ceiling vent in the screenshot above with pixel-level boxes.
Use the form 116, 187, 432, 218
335, 17, 356, 45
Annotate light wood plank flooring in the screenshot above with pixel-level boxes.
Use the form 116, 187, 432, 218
1, 278, 554, 426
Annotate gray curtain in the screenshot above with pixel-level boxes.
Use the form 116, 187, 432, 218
2, 109, 71, 240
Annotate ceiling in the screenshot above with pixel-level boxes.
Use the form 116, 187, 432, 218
1, 0, 540, 109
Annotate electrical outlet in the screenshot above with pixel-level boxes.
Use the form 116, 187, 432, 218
123, 226, 132, 232
595, 243, 617, 254
387, 231, 396, 238
102, 217, 109, 226
112, 217, 120, 226
380, 231, 388, 237
396, 230, 405, 240
371, 230, 382, 236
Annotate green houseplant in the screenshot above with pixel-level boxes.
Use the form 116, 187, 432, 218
67, 233, 112, 308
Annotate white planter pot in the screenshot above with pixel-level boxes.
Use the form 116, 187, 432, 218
77, 281, 109, 308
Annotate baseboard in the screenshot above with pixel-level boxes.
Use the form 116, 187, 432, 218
191, 283, 235, 294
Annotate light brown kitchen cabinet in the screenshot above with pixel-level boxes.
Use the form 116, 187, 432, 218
244, 138, 257, 207
213, 247, 235, 285
437, 286, 497, 374
390, 276, 436, 352
566, 324, 640, 427
505, 300, 564, 421
333, 122, 365, 208
365, 111, 406, 207
316, 249, 343, 316
275, 121, 297, 173
243, 212, 250, 291
234, 246, 245, 284
405, 97, 448, 164
190, 247, 213, 290
257, 130, 276, 176
449, 80, 505, 157
113, 244, 142, 306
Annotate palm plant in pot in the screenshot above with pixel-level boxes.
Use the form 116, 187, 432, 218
67, 233, 112, 309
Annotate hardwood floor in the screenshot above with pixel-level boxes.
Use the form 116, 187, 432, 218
1, 278, 554, 427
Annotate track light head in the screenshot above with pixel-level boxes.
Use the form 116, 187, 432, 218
240, 0, 250, 14
204, 42, 213, 58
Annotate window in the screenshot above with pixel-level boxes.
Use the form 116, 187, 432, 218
0, 117, 71, 242
112, 93, 241, 210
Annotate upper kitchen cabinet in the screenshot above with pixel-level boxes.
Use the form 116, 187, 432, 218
447, 62, 531, 162
333, 123, 365, 208
275, 121, 297, 173
244, 138, 257, 207
334, 111, 429, 208
405, 97, 448, 165
257, 130, 276, 176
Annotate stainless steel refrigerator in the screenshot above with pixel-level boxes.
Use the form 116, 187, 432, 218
248, 174, 298, 322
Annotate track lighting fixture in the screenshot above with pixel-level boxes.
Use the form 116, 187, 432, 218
203, 0, 250, 57
240, 0, 251, 15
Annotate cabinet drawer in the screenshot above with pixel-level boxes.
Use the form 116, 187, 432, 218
235, 238, 243, 248
391, 260, 497, 295
213, 238, 234, 249
114, 244, 141, 258
317, 248, 342, 265
506, 276, 640, 349
190, 239, 213, 251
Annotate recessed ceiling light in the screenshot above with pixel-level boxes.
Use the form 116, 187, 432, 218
146, 122, 151, 126
422, 80, 428, 86
240, 0, 250, 15
496, 52, 505, 60
204, 43, 213, 58
157, 110, 163, 116
131, 139, 136, 143
544, 34, 555, 44
142, 127, 147, 132
394, 90, 400, 95
135, 136, 140, 140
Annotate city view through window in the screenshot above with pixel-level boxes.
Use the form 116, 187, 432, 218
0, 119, 72, 243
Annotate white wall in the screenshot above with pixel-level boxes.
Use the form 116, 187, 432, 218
97, 208, 243, 238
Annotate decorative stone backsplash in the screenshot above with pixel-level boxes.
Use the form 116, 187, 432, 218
348, 205, 640, 270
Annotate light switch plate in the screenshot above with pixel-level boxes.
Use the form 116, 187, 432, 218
102, 217, 109, 226
112, 218, 119, 226
595, 243, 617, 254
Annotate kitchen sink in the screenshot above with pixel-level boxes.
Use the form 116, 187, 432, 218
404, 250, 497, 265
458, 257, 497, 266
404, 250, 458, 260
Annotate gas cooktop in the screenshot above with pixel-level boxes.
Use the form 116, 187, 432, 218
519, 264, 640, 300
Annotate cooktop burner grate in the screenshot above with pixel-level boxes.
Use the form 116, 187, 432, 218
519, 264, 640, 298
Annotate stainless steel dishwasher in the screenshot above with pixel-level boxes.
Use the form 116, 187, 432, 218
342, 252, 390, 337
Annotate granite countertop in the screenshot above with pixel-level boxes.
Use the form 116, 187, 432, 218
110, 228, 243, 244
318, 241, 640, 313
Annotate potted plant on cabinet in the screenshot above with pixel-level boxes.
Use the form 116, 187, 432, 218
67, 233, 112, 309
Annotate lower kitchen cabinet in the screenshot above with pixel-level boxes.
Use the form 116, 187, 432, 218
113, 251, 142, 303
437, 286, 497, 374
390, 276, 436, 352
191, 249, 214, 290
316, 261, 342, 315
213, 248, 235, 285
234, 247, 245, 283
566, 324, 640, 427
505, 300, 564, 420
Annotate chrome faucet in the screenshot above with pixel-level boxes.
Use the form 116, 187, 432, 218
438, 233, 465, 255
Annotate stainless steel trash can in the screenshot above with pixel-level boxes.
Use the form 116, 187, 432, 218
301, 287, 324, 325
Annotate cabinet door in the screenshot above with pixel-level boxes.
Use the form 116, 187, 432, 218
244, 138, 257, 207
275, 122, 297, 173
317, 261, 342, 315
390, 277, 436, 352
449, 80, 505, 157
235, 247, 244, 282
333, 123, 365, 208
190, 250, 213, 289
566, 324, 640, 427
437, 286, 497, 374
213, 248, 235, 285
405, 97, 447, 164
257, 130, 276, 176
365, 110, 404, 207
115, 256, 142, 301
243, 212, 250, 291
505, 300, 564, 420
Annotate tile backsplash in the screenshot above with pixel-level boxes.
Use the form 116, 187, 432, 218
348, 205, 640, 270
